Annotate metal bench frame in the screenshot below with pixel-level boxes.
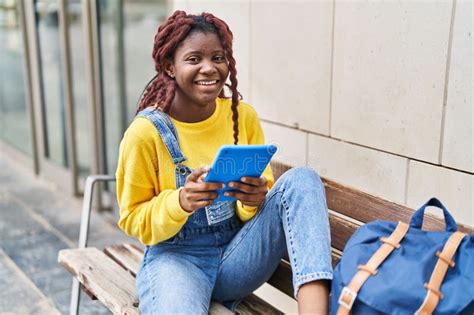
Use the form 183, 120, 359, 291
70, 175, 115, 315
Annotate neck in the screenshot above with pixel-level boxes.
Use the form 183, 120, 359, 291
169, 95, 217, 123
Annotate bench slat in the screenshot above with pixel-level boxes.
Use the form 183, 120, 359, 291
268, 249, 341, 299
104, 244, 142, 277
269, 161, 292, 181
324, 178, 473, 233
82, 286, 98, 300
105, 244, 342, 302
329, 213, 360, 251
270, 161, 473, 234
237, 294, 284, 315
267, 261, 292, 298
103, 244, 284, 314
209, 302, 234, 315
58, 248, 139, 315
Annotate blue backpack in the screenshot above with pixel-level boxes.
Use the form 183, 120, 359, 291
331, 198, 474, 315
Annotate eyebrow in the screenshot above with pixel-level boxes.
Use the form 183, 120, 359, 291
183, 50, 225, 56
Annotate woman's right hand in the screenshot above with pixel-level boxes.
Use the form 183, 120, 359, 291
179, 166, 224, 212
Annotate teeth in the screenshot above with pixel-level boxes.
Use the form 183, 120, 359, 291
196, 80, 217, 86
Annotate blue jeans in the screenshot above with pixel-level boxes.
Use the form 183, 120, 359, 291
136, 167, 333, 314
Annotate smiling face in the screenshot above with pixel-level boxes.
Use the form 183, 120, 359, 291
165, 31, 229, 111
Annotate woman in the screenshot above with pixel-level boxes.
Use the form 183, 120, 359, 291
116, 10, 332, 314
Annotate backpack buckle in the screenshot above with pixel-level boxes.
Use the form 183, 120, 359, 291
338, 286, 357, 310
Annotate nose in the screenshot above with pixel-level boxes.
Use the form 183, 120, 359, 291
200, 59, 217, 75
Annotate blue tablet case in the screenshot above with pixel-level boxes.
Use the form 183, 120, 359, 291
204, 144, 278, 203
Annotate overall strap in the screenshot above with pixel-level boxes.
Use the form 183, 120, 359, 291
136, 107, 186, 164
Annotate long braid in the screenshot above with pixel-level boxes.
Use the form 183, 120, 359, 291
136, 11, 193, 113
136, 11, 241, 145
203, 13, 240, 145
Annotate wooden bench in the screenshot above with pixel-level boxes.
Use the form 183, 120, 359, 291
58, 161, 473, 314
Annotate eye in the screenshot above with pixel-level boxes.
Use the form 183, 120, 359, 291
213, 55, 226, 62
186, 56, 200, 63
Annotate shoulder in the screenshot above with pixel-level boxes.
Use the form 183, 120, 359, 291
122, 116, 161, 149
127, 117, 157, 138
238, 101, 258, 118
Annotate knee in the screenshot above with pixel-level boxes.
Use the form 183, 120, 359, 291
279, 166, 324, 190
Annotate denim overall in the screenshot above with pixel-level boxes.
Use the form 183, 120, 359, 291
136, 107, 236, 229
135, 107, 333, 315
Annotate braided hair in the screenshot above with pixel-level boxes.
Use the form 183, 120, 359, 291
136, 11, 240, 144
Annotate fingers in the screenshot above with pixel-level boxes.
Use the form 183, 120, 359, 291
187, 166, 210, 182
186, 166, 224, 189
239, 176, 267, 187
198, 173, 206, 183
225, 190, 266, 207
182, 171, 268, 210
180, 166, 224, 212
186, 180, 224, 192
179, 189, 219, 212
228, 177, 267, 194
193, 200, 214, 208
186, 191, 219, 201
182, 199, 213, 211
225, 176, 268, 207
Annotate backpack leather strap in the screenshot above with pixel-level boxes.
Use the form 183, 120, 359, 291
415, 231, 467, 315
337, 222, 409, 315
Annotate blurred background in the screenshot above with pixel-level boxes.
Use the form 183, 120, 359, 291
1, 0, 168, 195
1, 0, 472, 313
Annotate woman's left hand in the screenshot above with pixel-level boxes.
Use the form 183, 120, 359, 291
225, 176, 268, 207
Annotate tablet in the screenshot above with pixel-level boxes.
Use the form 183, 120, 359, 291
204, 144, 278, 203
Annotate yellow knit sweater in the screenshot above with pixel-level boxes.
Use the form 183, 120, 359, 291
116, 98, 274, 245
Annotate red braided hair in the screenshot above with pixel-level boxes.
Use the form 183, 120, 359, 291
136, 11, 241, 144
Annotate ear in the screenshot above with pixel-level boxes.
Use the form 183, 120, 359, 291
163, 59, 175, 78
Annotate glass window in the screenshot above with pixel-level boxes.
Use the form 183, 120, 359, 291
0, 0, 32, 156
123, 0, 169, 117
35, 0, 68, 167
97, 0, 168, 175
67, 0, 91, 178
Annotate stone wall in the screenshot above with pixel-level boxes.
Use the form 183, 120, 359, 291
173, 0, 473, 226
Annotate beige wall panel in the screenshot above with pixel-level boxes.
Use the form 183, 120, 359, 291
407, 161, 473, 226
182, 1, 251, 100
172, 0, 188, 11
442, 0, 473, 172
308, 134, 408, 204
261, 121, 307, 167
331, 1, 452, 163
250, 1, 333, 135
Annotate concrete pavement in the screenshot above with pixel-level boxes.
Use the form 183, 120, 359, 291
0, 149, 136, 314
